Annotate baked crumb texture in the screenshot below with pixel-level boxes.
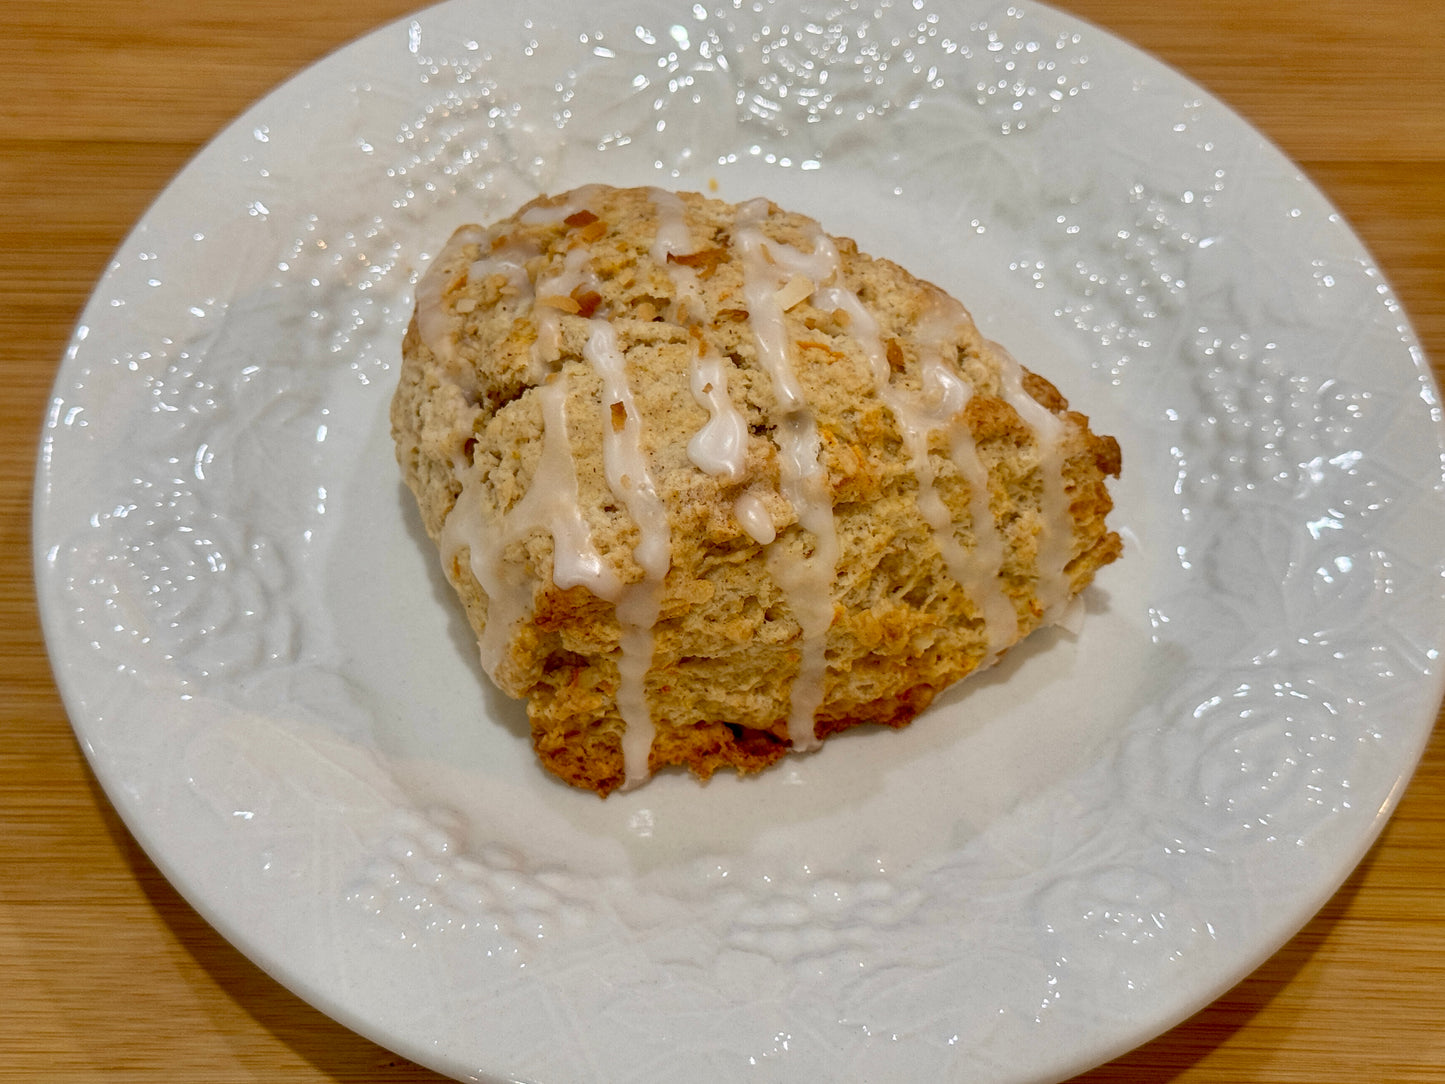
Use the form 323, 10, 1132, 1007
392, 185, 1122, 796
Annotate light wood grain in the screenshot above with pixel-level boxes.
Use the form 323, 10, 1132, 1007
2, 1, 1441, 1080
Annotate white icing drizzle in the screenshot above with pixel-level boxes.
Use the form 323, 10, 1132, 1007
530, 246, 594, 379
414, 225, 488, 363
734, 200, 836, 411
518, 184, 603, 226
439, 191, 680, 787
763, 415, 835, 754
734, 201, 843, 752
469, 243, 535, 305
441, 373, 621, 680
421, 186, 604, 369
1054, 593, 1087, 636
928, 355, 1016, 653
585, 323, 672, 578
733, 491, 776, 545
648, 187, 696, 267
817, 285, 1018, 655
583, 320, 672, 787
479, 190, 674, 788
648, 188, 749, 482
989, 338, 1073, 619
687, 352, 748, 482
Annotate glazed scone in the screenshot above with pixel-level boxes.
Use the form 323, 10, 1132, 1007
392, 185, 1122, 796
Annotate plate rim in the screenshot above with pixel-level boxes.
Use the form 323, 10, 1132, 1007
32, 0, 1445, 1080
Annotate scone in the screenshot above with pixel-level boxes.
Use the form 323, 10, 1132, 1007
392, 184, 1122, 796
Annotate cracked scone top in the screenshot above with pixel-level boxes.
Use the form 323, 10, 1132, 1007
391, 184, 1122, 796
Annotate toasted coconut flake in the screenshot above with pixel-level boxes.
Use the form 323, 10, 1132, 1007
667, 247, 729, 276
775, 274, 815, 312
537, 293, 582, 314
572, 287, 603, 318
576, 219, 608, 243
886, 338, 906, 372
798, 339, 846, 361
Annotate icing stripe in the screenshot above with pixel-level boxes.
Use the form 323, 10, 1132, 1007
530, 246, 593, 379
469, 244, 535, 305
518, 199, 675, 788
989, 339, 1073, 619
733, 491, 776, 544
648, 187, 696, 267
817, 284, 1018, 655
734, 202, 841, 752
649, 188, 750, 482
444, 194, 677, 787
441, 372, 621, 681
583, 320, 672, 787
687, 353, 749, 481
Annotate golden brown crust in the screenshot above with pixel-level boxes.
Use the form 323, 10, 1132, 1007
392, 185, 1122, 796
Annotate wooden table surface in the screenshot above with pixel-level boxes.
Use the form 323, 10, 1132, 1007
3, 0, 1441, 1080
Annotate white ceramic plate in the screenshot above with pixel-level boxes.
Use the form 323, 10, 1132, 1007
34, 0, 1445, 1080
